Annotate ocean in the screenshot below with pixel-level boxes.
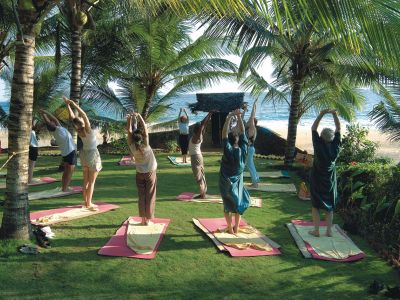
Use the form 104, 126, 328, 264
0, 89, 385, 129
157, 89, 384, 129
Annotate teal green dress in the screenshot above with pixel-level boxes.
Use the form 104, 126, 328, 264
219, 133, 250, 215
310, 130, 341, 211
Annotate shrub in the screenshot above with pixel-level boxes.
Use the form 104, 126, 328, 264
163, 139, 178, 153
338, 123, 378, 164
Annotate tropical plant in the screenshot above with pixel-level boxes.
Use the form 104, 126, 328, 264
0, 0, 59, 240
369, 87, 400, 142
83, 8, 237, 121
338, 123, 378, 164
0, 1, 15, 73
205, 2, 400, 166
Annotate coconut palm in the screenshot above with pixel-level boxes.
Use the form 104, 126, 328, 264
205, 3, 400, 166
83, 10, 238, 121
0, 1, 15, 72
370, 86, 400, 142
0, 0, 58, 240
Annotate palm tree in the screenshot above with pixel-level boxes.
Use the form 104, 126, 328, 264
0, 0, 58, 240
0, 1, 16, 72
83, 10, 238, 121
370, 86, 400, 142
205, 3, 399, 166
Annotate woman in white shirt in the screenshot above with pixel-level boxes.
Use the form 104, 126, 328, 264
64, 96, 102, 210
127, 112, 157, 225
28, 129, 39, 183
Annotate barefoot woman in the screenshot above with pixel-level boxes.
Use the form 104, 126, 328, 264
64, 96, 102, 210
127, 113, 157, 225
309, 109, 341, 237
219, 109, 250, 234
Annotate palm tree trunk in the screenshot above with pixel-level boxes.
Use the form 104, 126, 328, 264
0, 35, 35, 239
69, 27, 82, 142
284, 79, 303, 167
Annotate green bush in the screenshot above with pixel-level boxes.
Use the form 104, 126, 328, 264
163, 139, 178, 153
338, 123, 378, 164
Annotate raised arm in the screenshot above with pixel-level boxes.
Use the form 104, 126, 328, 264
311, 109, 329, 131
67, 98, 91, 133
135, 113, 149, 145
178, 108, 183, 122
126, 114, 134, 148
332, 110, 341, 132
200, 111, 213, 134
222, 112, 234, 139
40, 109, 60, 126
247, 100, 257, 137
235, 109, 245, 134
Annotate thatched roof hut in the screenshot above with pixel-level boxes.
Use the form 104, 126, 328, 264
189, 93, 247, 113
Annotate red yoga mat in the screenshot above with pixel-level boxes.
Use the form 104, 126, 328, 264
98, 217, 170, 260
195, 218, 281, 257
118, 156, 135, 166
291, 220, 365, 262
30, 202, 119, 225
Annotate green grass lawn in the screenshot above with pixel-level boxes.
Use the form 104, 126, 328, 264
0, 153, 398, 299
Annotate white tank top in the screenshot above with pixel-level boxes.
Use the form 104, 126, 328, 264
188, 137, 202, 155
129, 144, 157, 173
80, 130, 97, 150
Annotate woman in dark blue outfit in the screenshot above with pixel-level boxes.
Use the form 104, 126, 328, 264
219, 109, 250, 234
309, 109, 341, 237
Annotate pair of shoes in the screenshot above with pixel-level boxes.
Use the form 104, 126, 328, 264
19, 244, 40, 254
33, 228, 51, 248
368, 280, 384, 294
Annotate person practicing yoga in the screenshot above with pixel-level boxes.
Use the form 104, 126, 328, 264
246, 99, 259, 188
219, 109, 250, 234
40, 109, 76, 192
127, 112, 158, 225
188, 111, 213, 199
64, 96, 102, 210
177, 108, 190, 163
309, 109, 341, 237
28, 128, 39, 184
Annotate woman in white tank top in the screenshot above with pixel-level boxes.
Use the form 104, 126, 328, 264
127, 112, 157, 225
64, 96, 102, 211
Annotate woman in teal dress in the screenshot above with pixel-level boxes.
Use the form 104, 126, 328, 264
309, 109, 341, 237
219, 109, 250, 234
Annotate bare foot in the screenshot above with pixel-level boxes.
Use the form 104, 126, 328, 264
227, 226, 234, 234
325, 231, 332, 237
249, 183, 259, 188
193, 194, 206, 199
308, 230, 320, 237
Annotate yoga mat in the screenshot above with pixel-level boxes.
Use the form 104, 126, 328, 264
245, 182, 297, 193
30, 202, 119, 226
98, 217, 170, 259
176, 192, 262, 208
29, 186, 83, 200
288, 220, 365, 262
244, 170, 290, 178
193, 218, 281, 257
0, 177, 60, 189
167, 156, 191, 167
118, 156, 135, 166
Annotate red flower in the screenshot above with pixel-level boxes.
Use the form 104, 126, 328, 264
350, 161, 358, 166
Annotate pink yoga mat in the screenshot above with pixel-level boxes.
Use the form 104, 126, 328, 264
30, 202, 119, 225
291, 220, 365, 262
177, 192, 262, 208
118, 156, 135, 166
98, 217, 170, 259
29, 177, 60, 186
197, 218, 281, 257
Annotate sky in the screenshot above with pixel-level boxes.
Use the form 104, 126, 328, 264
0, 26, 274, 101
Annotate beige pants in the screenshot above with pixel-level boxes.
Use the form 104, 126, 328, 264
136, 170, 157, 219
191, 154, 207, 196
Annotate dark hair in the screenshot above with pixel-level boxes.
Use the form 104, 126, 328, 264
180, 116, 188, 123
133, 129, 143, 148
254, 118, 258, 126
228, 132, 239, 145
46, 123, 56, 132
193, 123, 201, 135
72, 117, 84, 128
